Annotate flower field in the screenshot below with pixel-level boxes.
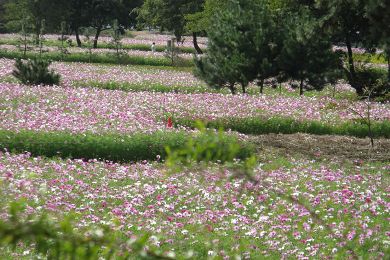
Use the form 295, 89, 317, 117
0, 151, 389, 258
0, 31, 389, 259
1, 83, 390, 136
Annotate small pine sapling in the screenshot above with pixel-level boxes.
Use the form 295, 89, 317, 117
58, 21, 70, 59
17, 16, 32, 58
12, 58, 60, 86
110, 20, 123, 60
83, 27, 95, 63
37, 19, 46, 57
349, 88, 375, 148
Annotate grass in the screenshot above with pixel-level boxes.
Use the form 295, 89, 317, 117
73, 80, 214, 94
0, 38, 198, 54
0, 149, 388, 259
353, 52, 388, 64
0, 129, 255, 162
0, 49, 194, 67
175, 116, 390, 139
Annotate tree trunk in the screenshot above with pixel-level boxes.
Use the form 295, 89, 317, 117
228, 84, 236, 95
258, 79, 264, 94
75, 27, 82, 47
192, 32, 203, 54
387, 54, 390, 82
241, 83, 246, 94
93, 26, 102, 48
260, 79, 264, 94
299, 78, 304, 96
346, 35, 362, 94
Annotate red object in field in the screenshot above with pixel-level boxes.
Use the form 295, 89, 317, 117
167, 117, 173, 128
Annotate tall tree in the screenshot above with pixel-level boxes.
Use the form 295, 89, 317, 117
317, 0, 370, 94
0, 0, 7, 32
195, 0, 281, 94
366, 0, 390, 81
137, 0, 205, 53
279, 9, 339, 95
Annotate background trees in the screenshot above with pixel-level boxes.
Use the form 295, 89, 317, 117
1, 0, 388, 97
195, 0, 338, 95
195, 0, 388, 97
279, 9, 339, 95
136, 0, 205, 53
2, 0, 143, 48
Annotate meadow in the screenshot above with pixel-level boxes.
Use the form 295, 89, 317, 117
0, 31, 389, 259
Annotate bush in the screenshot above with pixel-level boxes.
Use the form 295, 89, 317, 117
0, 49, 194, 67
166, 122, 255, 169
174, 117, 390, 138
0, 130, 254, 163
12, 58, 60, 85
355, 66, 389, 100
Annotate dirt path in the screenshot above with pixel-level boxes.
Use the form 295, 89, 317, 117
249, 133, 390, 162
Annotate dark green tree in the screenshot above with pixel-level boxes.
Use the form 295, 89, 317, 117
366, 0, 390, 81
137, 0, 205, 53
195, 0, 284, 94
317, 0, 371, 94
4, 0, 66, 39
279, 10, 339, 96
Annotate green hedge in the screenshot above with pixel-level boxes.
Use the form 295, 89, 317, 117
0, 49, 194, 67
0, 38, 198, 54
0, 130, 254, 162
175, 117, 390, 138
73, 80, 213, 94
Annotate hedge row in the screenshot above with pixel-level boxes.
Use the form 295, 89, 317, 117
175, 117, 390, 138
0, 49, 194, 67
0, 130, 255, 162
73, 80, 213, 94
0, 38, 198, 54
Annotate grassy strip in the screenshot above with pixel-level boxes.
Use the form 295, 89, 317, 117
0, 38, 197, 54
0, 130, 254, 162
0, 49, 194, 67
353, 53, 388, 65
175, 117, 390, 138
73, 80, 214, 94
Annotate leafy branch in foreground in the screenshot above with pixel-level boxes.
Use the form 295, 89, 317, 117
0, 201, 174, 260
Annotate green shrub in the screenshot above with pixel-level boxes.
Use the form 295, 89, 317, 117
73, 80, 213, 94
0, 49, 194, 67
166, 121, 255, 169
353, 66, 389, 100
174, 117, 390, 138
0, 130, 254, 162
12, 58, 60, 85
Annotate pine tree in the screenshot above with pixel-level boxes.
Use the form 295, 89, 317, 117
279, 10, 339, 95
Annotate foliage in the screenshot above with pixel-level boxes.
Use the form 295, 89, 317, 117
136, 0, 204, 52
185, 0, 226, 34
109, 19, 127, 63
174, 116, 390, 139
366, 0, 390, 82
0, 129, 254, 163
0, 201, 173, 259
12, 58, 60, 85
166, 121, 255, 170
279, 9, 340, 95
137, 0, 202, 40
354, 66, 389, 98
58, 21, 70, 58
0, 33, 199, 54
16, 15, 33, 58
195, 0, 270, 94
0, 49, 193, 67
